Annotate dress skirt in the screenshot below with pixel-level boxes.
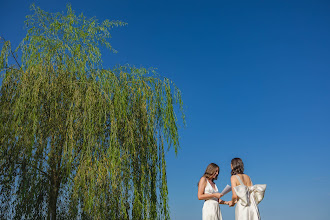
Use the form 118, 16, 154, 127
235, 201, 260, 220
202, 199, 222, 220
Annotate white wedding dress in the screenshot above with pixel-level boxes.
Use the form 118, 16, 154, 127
202, 180, 223, 220
233, 175, 266, 220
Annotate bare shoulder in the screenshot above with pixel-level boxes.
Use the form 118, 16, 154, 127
243, 174, 251, 179
243, 174, 252, 186
230, 175, 239, 187
230, 175, 237, 184
243, 174, 251, 181
199, 176, 207, 185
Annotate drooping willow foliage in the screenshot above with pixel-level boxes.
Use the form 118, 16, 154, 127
0, 4, 184, 220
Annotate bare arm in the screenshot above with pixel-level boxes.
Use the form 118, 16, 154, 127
229, 176, 238, 206
197, 177, 223, 200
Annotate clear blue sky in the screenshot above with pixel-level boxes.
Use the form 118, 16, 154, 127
1, 0, 330, 219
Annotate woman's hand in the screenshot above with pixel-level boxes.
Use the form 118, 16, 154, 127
213, 192, 223, 199
220, 200, 230, 205
227, 201, 235, 207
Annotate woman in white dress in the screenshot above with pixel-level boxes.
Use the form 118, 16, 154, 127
228, 158, 266, 220
198, 163, 228, 220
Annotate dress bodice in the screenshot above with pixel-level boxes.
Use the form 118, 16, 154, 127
204, 179, 218, 202
202, 179, 222, 220
233, 175, 266, 206
233, 175, 267, 220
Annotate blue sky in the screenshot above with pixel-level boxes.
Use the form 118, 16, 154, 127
1, 0, 330, 219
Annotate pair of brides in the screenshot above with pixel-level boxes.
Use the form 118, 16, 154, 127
197, 158, 266, 220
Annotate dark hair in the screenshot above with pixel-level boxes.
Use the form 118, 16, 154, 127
231, 158, 244, 175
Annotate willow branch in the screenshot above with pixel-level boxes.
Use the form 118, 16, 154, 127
0, 36, 21, 69
16, 160, 51, 180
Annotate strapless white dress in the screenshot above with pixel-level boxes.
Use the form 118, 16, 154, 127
233, 175, 266, 220
202, 180, 222, 220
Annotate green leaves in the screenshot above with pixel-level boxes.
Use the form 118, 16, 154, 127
0, 39, 10, 70
20, 4, 126, 72
0, 4, 184, 220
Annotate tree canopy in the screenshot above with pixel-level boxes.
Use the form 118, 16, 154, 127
0, 4, 184, 219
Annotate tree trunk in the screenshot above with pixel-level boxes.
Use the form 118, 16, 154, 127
47, 135, 62, 220
48, 171, 59, 220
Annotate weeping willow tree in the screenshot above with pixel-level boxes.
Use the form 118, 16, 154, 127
0, 4, 184, 220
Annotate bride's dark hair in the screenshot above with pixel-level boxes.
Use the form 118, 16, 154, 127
231, 158, 244, 175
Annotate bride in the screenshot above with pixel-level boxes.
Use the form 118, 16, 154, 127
198, 163, 229, 220
228, 158, 266, 220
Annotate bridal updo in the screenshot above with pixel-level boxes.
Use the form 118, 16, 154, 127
231, 158, 244, 175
